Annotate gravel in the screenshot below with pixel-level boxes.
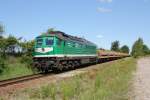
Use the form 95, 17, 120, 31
133, 57, 150, 100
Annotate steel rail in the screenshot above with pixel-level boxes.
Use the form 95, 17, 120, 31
0, 73, 52, 87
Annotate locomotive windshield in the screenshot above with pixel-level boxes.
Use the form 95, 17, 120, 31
37, 38, 43, 47
36, 37, 54, 47
46, 38, 53, 46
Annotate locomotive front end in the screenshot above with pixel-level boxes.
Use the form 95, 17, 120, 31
33, 35, 56, 72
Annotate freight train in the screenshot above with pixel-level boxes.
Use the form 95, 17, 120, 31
33, 31, 128, 72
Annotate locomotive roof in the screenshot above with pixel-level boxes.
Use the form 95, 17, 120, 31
37, 31, 97, 46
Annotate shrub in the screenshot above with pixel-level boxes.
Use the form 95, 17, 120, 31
0, 58, 6, 74
20, 55, 33, 67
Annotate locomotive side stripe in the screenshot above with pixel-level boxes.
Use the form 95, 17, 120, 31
34, 54, 97, 58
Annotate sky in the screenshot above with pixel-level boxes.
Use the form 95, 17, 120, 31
0, 0, 150, 49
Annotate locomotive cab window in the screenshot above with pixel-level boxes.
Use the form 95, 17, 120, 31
46, 37, 53, 46
37, 38, 43, 46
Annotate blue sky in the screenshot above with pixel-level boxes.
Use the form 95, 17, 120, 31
0, 0, 150, 49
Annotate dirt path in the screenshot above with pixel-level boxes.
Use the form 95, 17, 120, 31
133, 57, 150, 100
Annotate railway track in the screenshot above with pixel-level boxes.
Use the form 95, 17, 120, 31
0, 73, 50, 87
0, 57, 128, 88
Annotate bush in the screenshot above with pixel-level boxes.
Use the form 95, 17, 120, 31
0, 58, 6, 74
20, 55, 33, 67
20, 55, 39, 73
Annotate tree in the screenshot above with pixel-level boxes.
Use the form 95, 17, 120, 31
0, 57, 6, 74
20, 40, 35, 56
143, 44, 150, 55
0, 24, 6, 57
47, 28, 55, 34
0, 24, 6, 73
111, 41, 120, 51
0, 35, 20, 57
131, 38, 144, 58
25, 40, 35, 56
0, 37, 7, 57
20, 40, 35, 67
6, 35, 18, 54
0, 24, 4, 38
41, 28, 56, 35
120, 45, 129, 54
0, 24, 4, 54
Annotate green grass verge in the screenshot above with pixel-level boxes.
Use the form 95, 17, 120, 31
0, 56, 34, 80
10, 57, 136, 100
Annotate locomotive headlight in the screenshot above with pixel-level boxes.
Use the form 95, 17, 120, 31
36, 47, 53, 53
42, 48, 45, 51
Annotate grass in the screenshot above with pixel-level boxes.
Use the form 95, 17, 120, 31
8, 57, 136, 100
0, 56, 34, 80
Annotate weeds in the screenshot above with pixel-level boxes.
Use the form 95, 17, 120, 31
10, 57, 136, 100
0, 57, 34, 80
60, 81, 76, 100
28, 89, 41, 99
41, 84, 57, 99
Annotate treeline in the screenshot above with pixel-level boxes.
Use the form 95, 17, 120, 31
0, 24, 34, 73
111, 41, 130, 54
111, 38, 150, 58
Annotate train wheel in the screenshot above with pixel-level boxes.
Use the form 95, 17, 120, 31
71, 61, 75, 70
56, 63, 63, 72
32, 62, 41, 73
44, 67, 49, 73
68, 61, 74, 70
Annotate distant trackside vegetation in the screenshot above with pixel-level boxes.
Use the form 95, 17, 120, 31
110, 38, 150, 58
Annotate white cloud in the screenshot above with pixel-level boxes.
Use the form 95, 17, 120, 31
96, 34, 103, 38
98, 0, 112, 3
97, 7, 112, 13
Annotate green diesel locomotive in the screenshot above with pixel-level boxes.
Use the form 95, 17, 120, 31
33, 31, 97, 72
